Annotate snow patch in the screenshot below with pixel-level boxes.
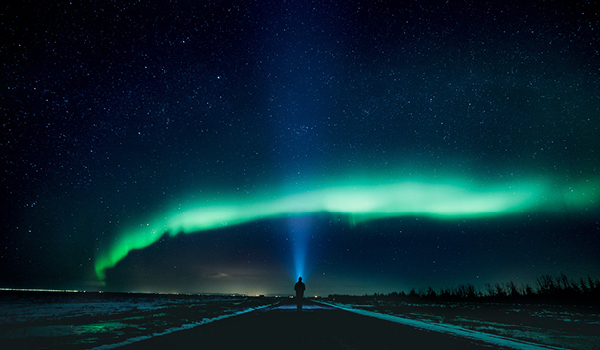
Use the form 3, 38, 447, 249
88, 303, 275, 350
317, 301, 569, 350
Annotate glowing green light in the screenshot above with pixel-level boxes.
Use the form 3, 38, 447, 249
95, 179, 598, 280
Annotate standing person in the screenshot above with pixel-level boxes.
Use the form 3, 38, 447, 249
294, 277, 306, 311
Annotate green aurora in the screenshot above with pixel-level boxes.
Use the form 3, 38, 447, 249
94, 177, 598, 280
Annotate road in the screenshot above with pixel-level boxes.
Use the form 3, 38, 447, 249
118, 299, 506, 349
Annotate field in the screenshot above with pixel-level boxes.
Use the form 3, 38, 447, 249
0, 291, 276, 349
0, 291, 598, 349
326, 297, 600, 350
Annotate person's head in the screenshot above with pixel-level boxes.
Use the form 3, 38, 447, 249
298, 277, 302, 282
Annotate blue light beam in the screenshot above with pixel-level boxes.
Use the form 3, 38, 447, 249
287, 216, 312, 281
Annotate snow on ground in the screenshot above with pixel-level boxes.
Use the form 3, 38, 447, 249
0, 294, 187, 325
0, 292, 276, 349
88, 303, 275, 350
1, 292, 598, 350
318, 300, 599, 350
274, 303, 335, 310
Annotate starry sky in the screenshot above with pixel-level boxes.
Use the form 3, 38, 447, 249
2, 0, 599, 296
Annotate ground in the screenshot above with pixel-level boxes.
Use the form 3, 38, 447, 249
119, 299, 499, 350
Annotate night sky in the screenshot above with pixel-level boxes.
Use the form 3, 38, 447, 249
2, 1, 599, 296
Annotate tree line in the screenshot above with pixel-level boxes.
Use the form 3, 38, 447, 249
329, 274, 600, 304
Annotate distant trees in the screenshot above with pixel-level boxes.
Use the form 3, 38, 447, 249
329, 274, 600, 304
534, 273, 600, 300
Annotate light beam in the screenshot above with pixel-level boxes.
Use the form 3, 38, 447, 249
287, 216, 312, 280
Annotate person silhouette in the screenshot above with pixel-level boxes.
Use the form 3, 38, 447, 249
294, 277, 306, 311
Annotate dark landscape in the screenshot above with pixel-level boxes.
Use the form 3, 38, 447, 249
1, 275, 598, 350
2, 0, 599, 349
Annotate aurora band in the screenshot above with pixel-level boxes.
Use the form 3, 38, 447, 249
94, 179, 598, 280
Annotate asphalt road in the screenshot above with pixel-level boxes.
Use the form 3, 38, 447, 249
118, 299, 505, 350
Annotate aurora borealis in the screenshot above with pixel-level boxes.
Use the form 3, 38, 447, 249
94, 179, 596, 281
2, 1, 599, 296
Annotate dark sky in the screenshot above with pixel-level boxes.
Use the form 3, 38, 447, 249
2, 0, 599, 296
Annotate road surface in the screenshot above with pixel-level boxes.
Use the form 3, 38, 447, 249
118, 299, 507, 349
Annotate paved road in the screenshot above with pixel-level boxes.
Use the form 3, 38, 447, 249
119, 299, 503, 349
